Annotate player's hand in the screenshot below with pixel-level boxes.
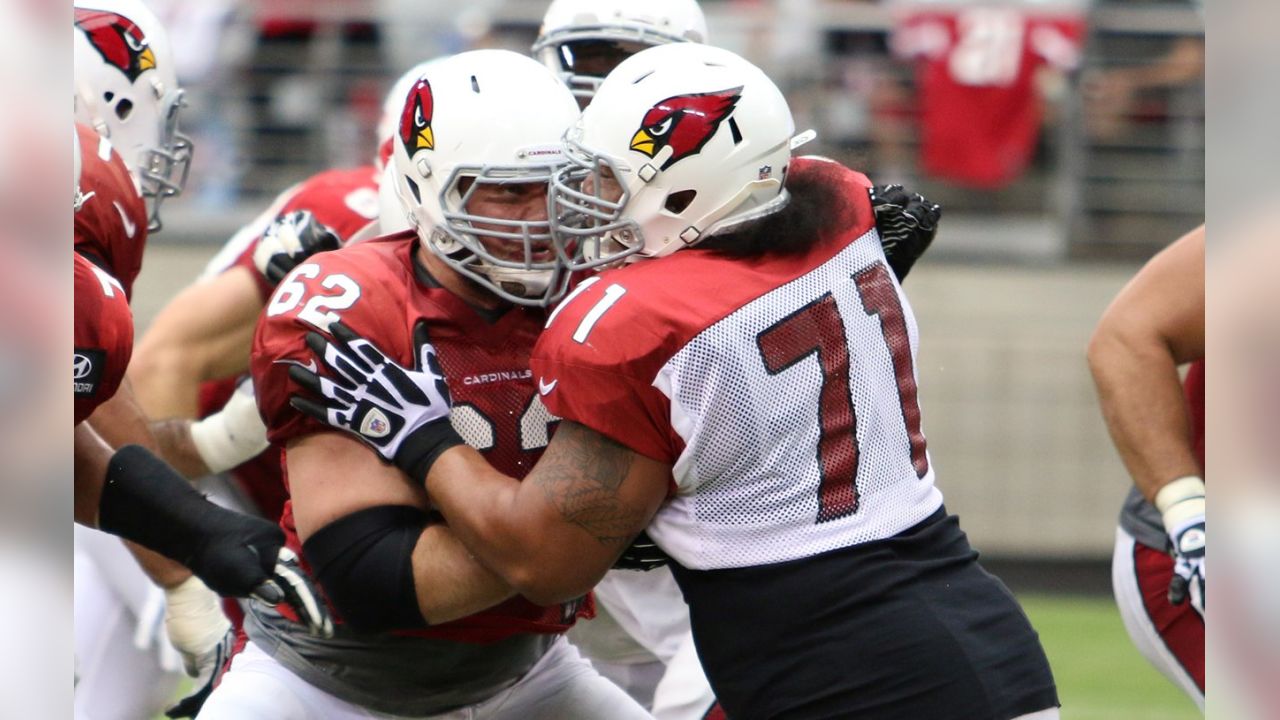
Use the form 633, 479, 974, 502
869, 184, 941, 281
1167, 517, 1206, 617
289, 320, 465, 483
252, 209, 342, 287
1157, 476, 1206, 617
189, 516, 334, 638
613, 530, 671, 571
162, 578, 234, 719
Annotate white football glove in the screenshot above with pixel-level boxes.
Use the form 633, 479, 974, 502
288, 320, 464, 482
1157, 476, 1206, 617
161, 576, 234, 718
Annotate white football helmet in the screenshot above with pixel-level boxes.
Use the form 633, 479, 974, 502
377, 58, 448, 172
389, 50, 580, 306
73, 0, 190, 232
552, 43, 796, 268
533, 0, 708, 102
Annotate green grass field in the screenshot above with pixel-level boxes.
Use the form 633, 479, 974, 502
1020, 594, 1200, 720
159, 594, 1200, 719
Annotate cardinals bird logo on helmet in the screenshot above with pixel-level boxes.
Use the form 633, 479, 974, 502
74, 9, 156, 83
629, 87, 742, 170
399, 78, 436, 155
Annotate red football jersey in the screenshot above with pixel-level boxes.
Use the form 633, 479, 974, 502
532, 158, 943, 570
251, 231, 589, 642
894, 8, 1085, 188
196, 166, 381, 519
75, 252, 134, 425
73, 123, 148, 299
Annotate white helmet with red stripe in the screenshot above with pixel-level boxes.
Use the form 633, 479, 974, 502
389, 50, 580, 306
73, 0, 190, 232
533, 0, 708, 102
551, 43, 799, 268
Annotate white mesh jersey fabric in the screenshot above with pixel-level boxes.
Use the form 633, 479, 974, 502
649, 229, 944, 569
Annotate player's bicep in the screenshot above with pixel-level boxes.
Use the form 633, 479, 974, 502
130, 267, 262, 416
286, 431, 429, 541
526, 421, 669, 573
1095, 225, 1204, 363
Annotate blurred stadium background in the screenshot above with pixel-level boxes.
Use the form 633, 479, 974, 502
127, 1, 1203, 717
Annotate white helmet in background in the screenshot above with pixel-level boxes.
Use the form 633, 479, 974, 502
533, 0, 708, 102
552, 43, 797, 268
390, 50, 580, 306
74, 0, 190, 232
376, 57, 448, 172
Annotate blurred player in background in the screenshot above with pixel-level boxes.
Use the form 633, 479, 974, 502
1088, 224, 1205, 709
74, 126, 332, 719
294, 43, 1055, 720
73, 1, 322, 716
201, 51, 651, 720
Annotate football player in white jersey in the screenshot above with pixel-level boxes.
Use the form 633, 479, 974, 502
291, 43, 1056, 720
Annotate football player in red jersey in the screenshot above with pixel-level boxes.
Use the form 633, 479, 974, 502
294, 44, 1056, 720
128, 59, 443, 524
1088, 224, 1205, 709
74, 5, 333, 715
199, 51, 651, 720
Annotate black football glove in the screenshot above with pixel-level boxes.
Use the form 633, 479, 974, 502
289, 320, 464, 483
191, 525, 333, 639
613, 530, 672, 571
253, 209, 342, 287
870, 184, 941, 281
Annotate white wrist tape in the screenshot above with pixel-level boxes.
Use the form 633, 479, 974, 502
191, 382, 270, 474
1155, 475, 1206, 534
164, 576, 231, 673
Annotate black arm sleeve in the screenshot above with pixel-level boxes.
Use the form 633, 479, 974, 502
301, 505, 430, 633
98, 445, 282, 596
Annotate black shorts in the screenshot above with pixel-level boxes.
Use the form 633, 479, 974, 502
670, 508, 1058, 720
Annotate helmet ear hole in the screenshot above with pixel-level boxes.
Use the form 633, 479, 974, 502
664, 189, 697, 214
115, 99, 134, 121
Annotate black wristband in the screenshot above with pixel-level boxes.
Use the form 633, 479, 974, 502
396, 424, 466, 486
302, 505, 430, 633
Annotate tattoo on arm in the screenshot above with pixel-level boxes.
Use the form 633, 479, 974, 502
533, 421, 642, 547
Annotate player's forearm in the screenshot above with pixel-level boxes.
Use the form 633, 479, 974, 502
411, 524, 516, 624
424, 447, 570, 602
75, 424, 197, 586
125, 540, 193, 589
1088, 328, 1201, 501
150, 418, 213, 478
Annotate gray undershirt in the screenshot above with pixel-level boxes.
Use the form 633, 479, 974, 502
245, 600, 555, 716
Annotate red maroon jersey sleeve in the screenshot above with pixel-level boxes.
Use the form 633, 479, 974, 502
73, 124, 148, 299
75, 253, 134, 425
532, 279, 685, 464
250, 244, 408, 446
229, 167, 381, 300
